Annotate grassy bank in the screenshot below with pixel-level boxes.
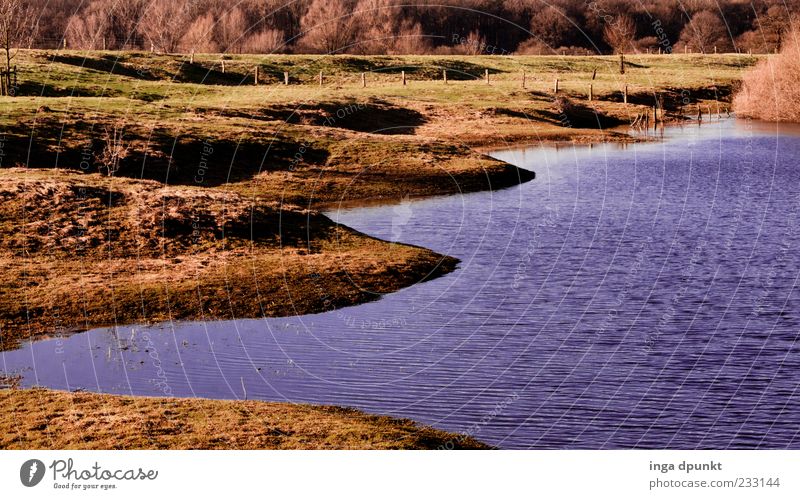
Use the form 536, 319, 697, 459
3, 52, 752, 157
0, 52, 753, 449
0, 388, 487, 449
0, 167, 459, 349
0, 50, 755, 363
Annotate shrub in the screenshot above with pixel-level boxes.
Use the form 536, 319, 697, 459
733, 29, 800, 122
241, 29, 284, 54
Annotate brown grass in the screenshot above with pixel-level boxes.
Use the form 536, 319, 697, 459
734, 30, 800, 122
0, 388, 488, 449
0, 168, 457, 350
0, 52, 748, 449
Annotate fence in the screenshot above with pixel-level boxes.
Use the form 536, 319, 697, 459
0, 66, 18, 96
0, 54, 726, 131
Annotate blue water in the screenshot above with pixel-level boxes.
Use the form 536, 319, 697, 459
3, 119, 800, 448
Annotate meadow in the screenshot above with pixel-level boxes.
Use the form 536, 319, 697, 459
0, 51, 755, 448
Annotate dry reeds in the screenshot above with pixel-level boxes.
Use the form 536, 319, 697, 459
734, 29, 800, 122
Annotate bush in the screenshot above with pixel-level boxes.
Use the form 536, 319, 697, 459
733, 29, 800, 122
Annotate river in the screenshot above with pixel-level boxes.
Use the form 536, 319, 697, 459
3, 118, 800, 449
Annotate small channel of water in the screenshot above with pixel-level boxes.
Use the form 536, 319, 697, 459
3, 119, 800, 448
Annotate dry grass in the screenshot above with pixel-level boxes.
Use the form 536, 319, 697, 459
0, 52, 557, 349
0, 168, 457, 350
0, 388, 488, 449
0, 52, 754, 449
734, 30, 800, 122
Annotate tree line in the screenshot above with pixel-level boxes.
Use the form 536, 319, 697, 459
18, 0, 800, 55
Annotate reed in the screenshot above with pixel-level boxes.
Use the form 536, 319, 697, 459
734, 29, 800, 122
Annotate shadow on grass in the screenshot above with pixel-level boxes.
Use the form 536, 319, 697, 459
52, 54, 160, 80
542, 96, 627, 129
601, 84, 733, 111
175, 63, 255, 85
196, 99, 428, 135
14, 81, 122, 98
1, 117, 330, 187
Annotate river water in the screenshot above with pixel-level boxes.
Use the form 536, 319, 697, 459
3, 119, 800, 449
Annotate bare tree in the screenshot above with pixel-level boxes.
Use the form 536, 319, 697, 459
110, 0, 147, 49
216, 7, 248, 53
458, 30, 487, 55
300, 0, 357, 53
529, 5, 572, 50
181, 12, 219, 53
603, 14, 636, 53
139, 0, 190, 53
392, 19, 430, 55
65, 11, 109, 49
679, 10, 728, 53
241, 28, 284, 53
96, 121, 130, 177
13, 0, 800, 56
0, 0, 36, 94
353, 0, 396, 54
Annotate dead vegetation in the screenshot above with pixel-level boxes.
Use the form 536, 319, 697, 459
0, 169, 457, 350
734, 29, 800, 122
0, 388, 488, 449
0, 51, 751, 349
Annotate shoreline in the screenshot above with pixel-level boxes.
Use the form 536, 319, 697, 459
0, 52, 748, 449
0, 387, 489, 450
0, 118, 708, 450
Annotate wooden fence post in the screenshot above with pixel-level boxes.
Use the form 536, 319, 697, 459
554, 78, 559, 93
619, 53, 625, 74
592, 68, 597, 80
361, 72, 366, 87
284, 71, 289, 85
522, 72, 526, 88
402, 70, 406, 85
254, 66, 259, 85
443, 69, 447, 84
589, 84, 593, 101
190, 50, 194, 64
485, 68, 489, 84
221, 60, 225, 74
319, 71, 323, 86
623, 84, 628, 104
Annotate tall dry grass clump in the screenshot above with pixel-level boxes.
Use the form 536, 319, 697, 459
734, 29, 800, 122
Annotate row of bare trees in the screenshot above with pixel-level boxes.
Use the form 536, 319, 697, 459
14, 0, 800, 56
